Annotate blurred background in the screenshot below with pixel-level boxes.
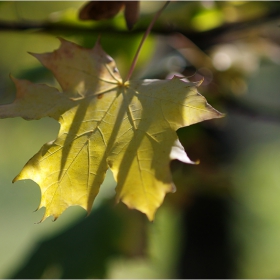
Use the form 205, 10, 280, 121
0, 1, 280, 278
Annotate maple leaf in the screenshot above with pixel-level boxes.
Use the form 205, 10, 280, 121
0, 39, 223, 221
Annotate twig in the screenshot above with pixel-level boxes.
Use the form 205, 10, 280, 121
0, 6, 279, 51
124, 1, 170, 82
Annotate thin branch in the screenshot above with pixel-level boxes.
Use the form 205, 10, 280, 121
0, 6, 279, 50
124, 1, 170, 82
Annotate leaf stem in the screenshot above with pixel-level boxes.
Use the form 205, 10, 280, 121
124, 1, 170, 83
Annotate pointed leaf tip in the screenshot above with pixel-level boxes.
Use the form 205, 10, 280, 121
170, 139, 196, 164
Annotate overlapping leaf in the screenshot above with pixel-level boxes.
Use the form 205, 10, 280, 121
0, 39, 223, 221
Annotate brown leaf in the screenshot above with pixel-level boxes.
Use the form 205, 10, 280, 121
79, 1, 125, 21
79, 1, 139, 30
124, 1, 139, 30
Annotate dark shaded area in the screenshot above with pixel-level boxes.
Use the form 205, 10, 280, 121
177, 194, 232, 279
173, 113, 235, 279
11, 201, 123, 279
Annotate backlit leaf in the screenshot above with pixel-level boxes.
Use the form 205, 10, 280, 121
0, 39, 223, 221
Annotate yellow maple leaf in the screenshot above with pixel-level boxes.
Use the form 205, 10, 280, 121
0, 39, 223, 221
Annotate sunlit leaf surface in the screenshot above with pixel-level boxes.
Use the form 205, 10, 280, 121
0, 39, 223, 221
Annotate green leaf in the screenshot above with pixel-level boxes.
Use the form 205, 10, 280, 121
0, 38, 223, 221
